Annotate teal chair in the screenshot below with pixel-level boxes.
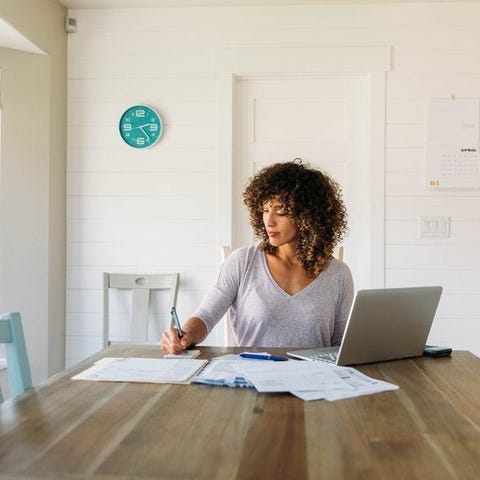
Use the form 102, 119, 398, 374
0, 312, 33, 402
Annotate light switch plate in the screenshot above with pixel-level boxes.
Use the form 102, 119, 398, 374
419, 216, 450, 238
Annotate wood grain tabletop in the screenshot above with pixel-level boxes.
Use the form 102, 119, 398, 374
1, 345, 479, 480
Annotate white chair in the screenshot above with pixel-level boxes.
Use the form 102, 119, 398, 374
220, 246, 236, 346
221, 245, 232, 263
0, 312, 33, 402
103, 273, 179, 347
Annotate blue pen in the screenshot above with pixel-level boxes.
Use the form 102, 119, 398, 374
170, 306, 183, 339
239, 353, 288, 361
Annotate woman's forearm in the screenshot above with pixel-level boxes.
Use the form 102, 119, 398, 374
182, 316, 208, 345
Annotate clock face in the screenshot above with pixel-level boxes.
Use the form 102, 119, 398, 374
119, 105, 163, 148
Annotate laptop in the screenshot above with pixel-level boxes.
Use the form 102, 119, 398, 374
287, 286, 443, 366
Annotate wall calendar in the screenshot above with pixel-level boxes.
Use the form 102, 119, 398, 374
427, 98, 480, 189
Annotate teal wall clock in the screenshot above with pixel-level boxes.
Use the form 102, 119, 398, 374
119, 105, 163, 148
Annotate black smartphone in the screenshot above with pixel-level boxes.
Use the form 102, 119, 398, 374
423, 345, 452, 357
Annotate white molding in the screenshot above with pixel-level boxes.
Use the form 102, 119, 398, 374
216, 73, 235, 264
216, 46, 391, 75
369, 71, 387, 287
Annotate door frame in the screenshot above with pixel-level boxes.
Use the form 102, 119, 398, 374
215, 46, 391, 288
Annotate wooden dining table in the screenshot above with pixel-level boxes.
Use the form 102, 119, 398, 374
1, 345, 480, 480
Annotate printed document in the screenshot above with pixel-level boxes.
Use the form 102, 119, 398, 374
235, 360, 352, 393
72, 357, 207, 384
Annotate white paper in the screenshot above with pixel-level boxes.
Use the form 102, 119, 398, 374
163, 350, 200, 359
75, 355, 399, 401
428, 99, 479, 146
233, 357, 398, 400
72, 357, 208, 384
234, 360, 354, 393
291, 366, 398, 401
195, 354, 398, 401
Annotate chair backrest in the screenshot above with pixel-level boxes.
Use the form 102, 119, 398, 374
220, 246, 236, 346
334, 245, 344, 262
0, 312, 33, 402
221, 245, 232, 263
103, 273, 179, 347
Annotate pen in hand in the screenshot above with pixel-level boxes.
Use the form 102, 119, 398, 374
170, 306, 184, 339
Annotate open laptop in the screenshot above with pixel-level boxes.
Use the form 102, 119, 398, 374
287, 286, 443, 366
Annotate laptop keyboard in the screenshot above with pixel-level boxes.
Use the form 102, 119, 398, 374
287, 347, 340, 363
308, 351, 338, 363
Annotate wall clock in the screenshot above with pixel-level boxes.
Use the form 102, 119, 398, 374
119, 105, 163, 148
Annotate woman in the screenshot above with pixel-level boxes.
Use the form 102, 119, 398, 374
161, 159, 354, 354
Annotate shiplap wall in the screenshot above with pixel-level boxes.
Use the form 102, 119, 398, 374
66, 2, 480, 367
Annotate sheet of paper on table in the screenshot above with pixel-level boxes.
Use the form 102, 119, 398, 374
72, 357, 208, 384
290, 366, 399, 401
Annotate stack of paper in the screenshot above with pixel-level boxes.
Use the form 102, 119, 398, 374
193, 354, 398, 401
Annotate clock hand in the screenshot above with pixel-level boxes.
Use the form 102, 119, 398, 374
139, 126, 150, 140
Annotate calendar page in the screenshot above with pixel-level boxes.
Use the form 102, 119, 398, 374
427, 99, 480, 189
427, 146, 480, 188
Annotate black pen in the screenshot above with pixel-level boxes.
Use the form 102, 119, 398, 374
170, 306, 184, 339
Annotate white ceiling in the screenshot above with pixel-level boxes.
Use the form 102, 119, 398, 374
58, 0, 480, 9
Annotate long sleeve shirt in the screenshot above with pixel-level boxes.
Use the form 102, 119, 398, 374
192, 244, 354, 348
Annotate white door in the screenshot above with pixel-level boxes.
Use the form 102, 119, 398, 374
233, 75, 374, 291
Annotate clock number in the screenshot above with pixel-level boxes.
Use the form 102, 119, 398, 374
136, 138, 146, 146
149, 124, 158, 132
135, 109, 146, 118
123, 123, 132, 131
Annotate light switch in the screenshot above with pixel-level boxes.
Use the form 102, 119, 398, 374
419, 216, 450, 238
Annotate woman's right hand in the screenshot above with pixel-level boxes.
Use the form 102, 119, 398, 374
160, 317, 207, 355
160, 327, 193, 354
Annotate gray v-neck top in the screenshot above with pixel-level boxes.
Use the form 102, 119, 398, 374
193, 245, 354, 348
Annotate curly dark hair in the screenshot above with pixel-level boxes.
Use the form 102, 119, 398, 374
243, 159, 347, 276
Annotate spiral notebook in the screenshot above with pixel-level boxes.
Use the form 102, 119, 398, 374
163, 350, 200, 359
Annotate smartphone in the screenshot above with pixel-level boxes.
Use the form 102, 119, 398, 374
423, 345, 452, 357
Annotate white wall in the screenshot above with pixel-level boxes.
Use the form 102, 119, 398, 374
0, 0, 67, 383
66, 2, 480, 366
